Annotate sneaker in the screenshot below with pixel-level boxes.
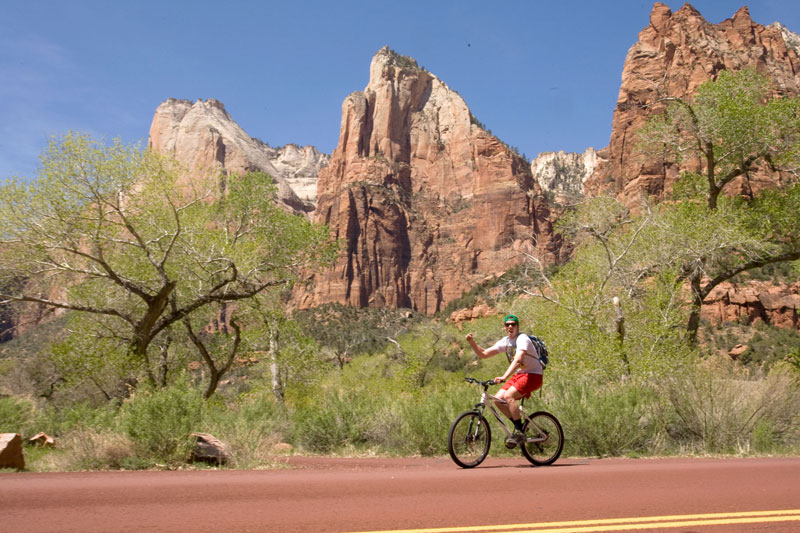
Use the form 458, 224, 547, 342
504, 431, 526, 448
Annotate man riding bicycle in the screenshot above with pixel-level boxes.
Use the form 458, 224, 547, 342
465, 314, 544, 447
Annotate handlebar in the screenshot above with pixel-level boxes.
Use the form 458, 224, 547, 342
464, 376, 525, 406
464, 377, 497, 387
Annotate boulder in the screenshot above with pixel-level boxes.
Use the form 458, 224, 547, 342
0, 433, 25, 470
272, 442, 294, 454
728, 344, 749, 360
190, 433, 230, 465
28, 432, 56, 447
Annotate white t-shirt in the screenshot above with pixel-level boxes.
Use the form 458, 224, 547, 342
491, 333, 543, 375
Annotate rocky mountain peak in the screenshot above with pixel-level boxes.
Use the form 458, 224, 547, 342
295, 47, 555, 314
585, 3, 800, 204
770, 22, 800, 54
148, 98, 329, 213
531, 148, 597, 201
373, 45, 422, 71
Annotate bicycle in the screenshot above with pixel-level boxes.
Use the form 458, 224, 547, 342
447, 377, 564, 468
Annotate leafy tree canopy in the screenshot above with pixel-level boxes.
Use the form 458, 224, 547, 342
0, 133, 335, 391
639, 68, 800, 209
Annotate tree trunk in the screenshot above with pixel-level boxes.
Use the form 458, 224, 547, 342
685, 272, 704, 349
205, 369, 222, 400
613, 297, 630, 375
704, 141, 716, 210
130, 281, 177, 387
130, 333, 157, 387
268, 323, 284, 403
156, 333, 172, 388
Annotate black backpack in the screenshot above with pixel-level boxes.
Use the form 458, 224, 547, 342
505, 333, 549, 370
525, 334, 549, 370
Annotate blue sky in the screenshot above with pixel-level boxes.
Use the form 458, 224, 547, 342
2, 1, 799, 180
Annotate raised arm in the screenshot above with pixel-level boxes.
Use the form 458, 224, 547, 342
466, 333, 499, 359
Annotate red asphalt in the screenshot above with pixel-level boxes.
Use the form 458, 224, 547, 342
2, 456, 799, 532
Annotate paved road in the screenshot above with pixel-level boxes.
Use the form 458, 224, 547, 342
3, 456, 799, 532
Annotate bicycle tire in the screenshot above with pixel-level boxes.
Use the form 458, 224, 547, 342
520, 411, 564, 466
447, 410, 491, 468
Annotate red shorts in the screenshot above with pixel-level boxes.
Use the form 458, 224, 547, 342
502, 373, 543, 398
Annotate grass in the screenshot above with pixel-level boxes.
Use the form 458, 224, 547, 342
4, 351, 800, 471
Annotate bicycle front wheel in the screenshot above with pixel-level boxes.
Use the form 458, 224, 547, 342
447, 411, 491, 468
521, 411, 564, 466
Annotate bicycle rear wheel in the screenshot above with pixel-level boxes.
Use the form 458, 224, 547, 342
447, 411, 491, 468
520, 411, 564, 466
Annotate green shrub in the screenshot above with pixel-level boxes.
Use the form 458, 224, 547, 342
548, 377, 662, 457
58, 428, 137, 471
35, 401, 119, 437
204, 392, 290, 468
788, 348, 800, 375
290, 387, 374, 453
119, 383, 206, 463
376, 380, 473, 456
661, 359, 800, 453
0, 396, 36, 435
743, 324, 800, 368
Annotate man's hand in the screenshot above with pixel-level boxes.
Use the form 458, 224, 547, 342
494, 376, 504, 384
465, 333, 474, 342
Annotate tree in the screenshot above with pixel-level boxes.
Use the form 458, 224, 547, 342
181, 302, 242, 399
387, 322, 460, 389
0, 133, 335, 394
638, 69, 800, 345
49, 312, 144, 401
294, 303, 415, 370
639, 68, 800, 210
239, 293, 323, 403
513, 196, 689, 378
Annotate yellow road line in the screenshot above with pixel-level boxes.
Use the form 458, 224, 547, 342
347, 509, 800, 533
512, 514, 800, 533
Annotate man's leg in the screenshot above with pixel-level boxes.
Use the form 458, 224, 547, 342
495, 387, 524, 427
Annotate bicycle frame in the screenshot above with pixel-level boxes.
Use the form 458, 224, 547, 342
472, 384, 515, 440
470, 379, 549, 445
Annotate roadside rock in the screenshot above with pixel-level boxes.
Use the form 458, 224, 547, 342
0, 433, 25, 470
28, 432, 55, 447
190, 432, 230, 465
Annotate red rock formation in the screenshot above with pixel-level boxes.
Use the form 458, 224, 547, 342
703, 280, 800, 330
448, 303, 499, 327
586, 3, 800, 204
295, 47, 556, 314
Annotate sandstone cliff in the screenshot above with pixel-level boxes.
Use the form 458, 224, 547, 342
586, 3, 800, 204
148, 98, 329, 212
294, 47, 556, 314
